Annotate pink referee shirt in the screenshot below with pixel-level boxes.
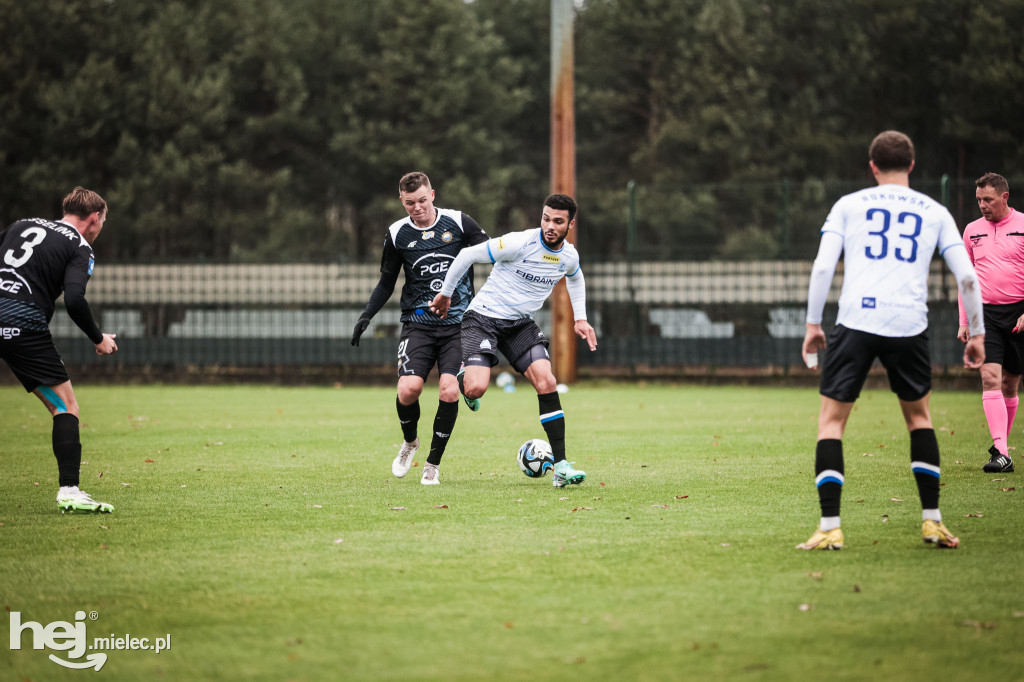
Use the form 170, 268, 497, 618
958, 208, 1024, 325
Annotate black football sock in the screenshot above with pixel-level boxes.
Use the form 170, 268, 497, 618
396, 397, 419, 443
538, 392, 566, 463
52, 413, 82, 488
426, 400, 459, 466
814, 439, 844, 518
910, 428, 941, 510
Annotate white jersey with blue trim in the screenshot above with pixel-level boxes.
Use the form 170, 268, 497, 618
468, 228, 581, 320
824, 183, 962, 337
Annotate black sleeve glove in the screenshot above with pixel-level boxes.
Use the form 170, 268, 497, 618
351, 315, 371, 346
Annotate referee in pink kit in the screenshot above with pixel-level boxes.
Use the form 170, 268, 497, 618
958, 172, 1024, 473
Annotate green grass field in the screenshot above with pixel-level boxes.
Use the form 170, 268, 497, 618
1, 383, 1021, 681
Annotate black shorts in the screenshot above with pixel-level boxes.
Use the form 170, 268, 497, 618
396, 322, 462, 380
460, 311, 550, 374
981, 301, 1024, 374
0, 328, 70, 391
819, 325, 931, 403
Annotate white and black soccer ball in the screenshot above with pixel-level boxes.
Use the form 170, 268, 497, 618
517, 438, 554, 478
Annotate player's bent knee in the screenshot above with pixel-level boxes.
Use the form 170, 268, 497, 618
464, 382, 488, 400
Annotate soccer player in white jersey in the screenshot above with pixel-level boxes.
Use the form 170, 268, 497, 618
430, 194, 598, 487
798, 131, 986, 550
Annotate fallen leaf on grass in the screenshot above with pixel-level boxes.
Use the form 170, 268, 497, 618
333, 539, 344, 544
991, 478, 1006, 482
96, 472, 104, 478
570, 507, 594, 513
313, 505, 323, 509
121, 483, 130, 487
807, 572, 823, 580
144, 459, 155, 463
1002, 488, 1016, 492
961, 619, 998, 630
965, 513, 984, 518
650, 504, 669, 508
861, 453, 875, 457
1013, 612, 1024, 618
434, 505, 449, 509
389, 507, 406, 511
559, 497, 569, 501
853, 585, 861, 593
99, 526, 109, 530
675, 495, 689, 499
798, 604, 812, 611
720, 543, 731, 547
504, 622, 514, 629
890, 498, 903, 502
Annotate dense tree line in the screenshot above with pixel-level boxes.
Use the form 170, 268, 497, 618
2, 0, 1023, 263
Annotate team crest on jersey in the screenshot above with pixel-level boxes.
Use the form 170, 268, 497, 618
861, 297, 876, 309
422, 231, 434, 240
542, 254, 560, 263
441, 231, 453, 243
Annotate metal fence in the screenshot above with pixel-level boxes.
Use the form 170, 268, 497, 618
46, 260, 967, 375
26, 175, 1003, 379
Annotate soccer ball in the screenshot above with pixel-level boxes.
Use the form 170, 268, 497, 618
517, 439, 554, 478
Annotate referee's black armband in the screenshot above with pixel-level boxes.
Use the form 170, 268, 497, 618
63, 285, 103, 344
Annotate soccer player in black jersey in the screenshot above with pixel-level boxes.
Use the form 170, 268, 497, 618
351, 172, 488, 485
0, 187, 119, 513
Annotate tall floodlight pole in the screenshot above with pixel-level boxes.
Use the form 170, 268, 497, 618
550, 0, 577, 383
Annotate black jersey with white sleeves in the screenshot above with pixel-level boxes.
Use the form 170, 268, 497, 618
361, 208, 488, 326
0, 218, 103, 343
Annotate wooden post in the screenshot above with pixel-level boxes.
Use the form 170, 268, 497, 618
550, 0, 577, 383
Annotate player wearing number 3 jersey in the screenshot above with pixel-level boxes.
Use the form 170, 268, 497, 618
798, 131, 985, 551
0, 187, 119, 514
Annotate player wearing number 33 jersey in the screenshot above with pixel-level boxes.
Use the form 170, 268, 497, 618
818, 184, 967, 337
798, 132, 984, 553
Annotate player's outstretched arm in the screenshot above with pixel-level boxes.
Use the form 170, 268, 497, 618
574, 320, 597, 351
95, 333, 118, 355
